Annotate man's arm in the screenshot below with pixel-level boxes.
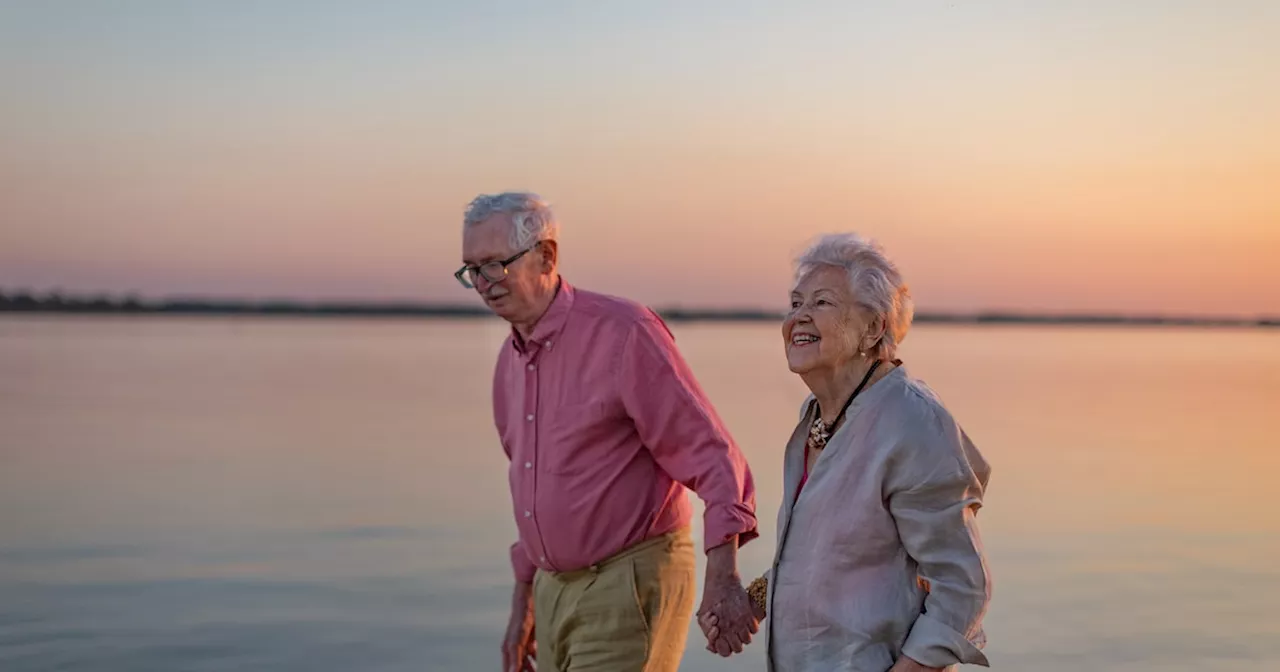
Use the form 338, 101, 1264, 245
617, 314, 758, 549
617, 314, 759, 655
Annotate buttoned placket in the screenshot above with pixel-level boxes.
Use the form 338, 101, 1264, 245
519, 341, 552, 567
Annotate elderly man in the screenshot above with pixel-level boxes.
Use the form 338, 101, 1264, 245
456, 192, 760, 672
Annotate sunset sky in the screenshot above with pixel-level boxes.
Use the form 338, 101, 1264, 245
2, 1, 1277, 316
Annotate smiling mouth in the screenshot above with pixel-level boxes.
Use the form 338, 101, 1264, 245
790, 334, 820, 347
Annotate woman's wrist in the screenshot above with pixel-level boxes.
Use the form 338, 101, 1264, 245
746, 574, 768, 617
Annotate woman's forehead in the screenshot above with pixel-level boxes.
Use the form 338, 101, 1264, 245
792, 265, 851, 294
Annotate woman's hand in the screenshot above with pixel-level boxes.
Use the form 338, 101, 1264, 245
697, 573, 767, 653
696, 610, 719, 648
888, 656, 943, 672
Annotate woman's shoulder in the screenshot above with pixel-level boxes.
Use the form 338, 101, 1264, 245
879, 369, 990, 488
874, 368, 955, 432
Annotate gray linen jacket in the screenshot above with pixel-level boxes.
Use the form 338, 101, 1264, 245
765, 365, 992, 671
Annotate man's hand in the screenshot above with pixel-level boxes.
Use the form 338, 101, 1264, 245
888, 656, 943, 672
697, 574, 765, 646
696, 542, 758, 657
502, 581, 536, 672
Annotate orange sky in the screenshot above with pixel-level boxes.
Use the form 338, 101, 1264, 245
2, 2, 1277, 316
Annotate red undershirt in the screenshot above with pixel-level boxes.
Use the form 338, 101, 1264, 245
795, 442, 813, 501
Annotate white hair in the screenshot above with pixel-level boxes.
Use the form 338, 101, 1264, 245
463, 192, 560, 250
794, 233, 914, 360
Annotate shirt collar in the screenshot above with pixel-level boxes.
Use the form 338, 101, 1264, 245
511, 277, 575, 355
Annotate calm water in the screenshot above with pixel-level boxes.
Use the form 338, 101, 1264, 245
1, 316, 1278, 671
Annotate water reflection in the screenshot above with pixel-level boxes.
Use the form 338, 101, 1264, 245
1, 318, 1277, 670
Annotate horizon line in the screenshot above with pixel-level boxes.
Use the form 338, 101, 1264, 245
1, 289, 1276, 328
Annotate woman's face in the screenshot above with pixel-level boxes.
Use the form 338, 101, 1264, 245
783, 266, 871, 375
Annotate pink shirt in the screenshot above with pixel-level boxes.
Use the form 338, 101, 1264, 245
493, 279, 758, 582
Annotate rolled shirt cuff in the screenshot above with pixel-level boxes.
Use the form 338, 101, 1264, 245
901, 612, 990, 668
703, 502, 759, 551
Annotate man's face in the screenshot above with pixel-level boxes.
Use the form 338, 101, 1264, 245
460, 214, 547, 323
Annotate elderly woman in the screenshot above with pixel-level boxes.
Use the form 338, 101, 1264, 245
702, 233, 992, 671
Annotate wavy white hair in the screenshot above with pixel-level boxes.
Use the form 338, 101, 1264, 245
794, 233, 914, 360
463, 192, 559, 250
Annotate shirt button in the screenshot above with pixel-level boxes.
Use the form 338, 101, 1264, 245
524, 510, 532, 518
526, 414, 534, 421
540, 555, 546, 562
545, 340, 553, 348
527, 364, 535, 371
524, 462, 532, 469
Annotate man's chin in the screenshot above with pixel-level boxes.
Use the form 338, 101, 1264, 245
486, 297, 517, 320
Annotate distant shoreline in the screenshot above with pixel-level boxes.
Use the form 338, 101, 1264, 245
2, 293, 1276, 329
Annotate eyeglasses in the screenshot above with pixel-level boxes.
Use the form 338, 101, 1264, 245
454, 242, 540, 289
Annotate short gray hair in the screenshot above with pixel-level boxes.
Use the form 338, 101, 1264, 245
463, 192, 560, 250
794, 233, 914, 360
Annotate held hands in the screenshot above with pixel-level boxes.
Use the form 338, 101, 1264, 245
697, 543, 759, 657
695, 574, 760, 657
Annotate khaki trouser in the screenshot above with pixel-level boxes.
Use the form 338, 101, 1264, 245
533, 527, 696, 672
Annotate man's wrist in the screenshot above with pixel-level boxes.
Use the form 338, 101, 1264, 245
704, 538, 740, 583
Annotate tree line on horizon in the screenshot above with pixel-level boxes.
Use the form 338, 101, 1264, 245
3, 288, 1276, 327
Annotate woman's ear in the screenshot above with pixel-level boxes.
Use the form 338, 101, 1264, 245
863, 315, 887, 352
